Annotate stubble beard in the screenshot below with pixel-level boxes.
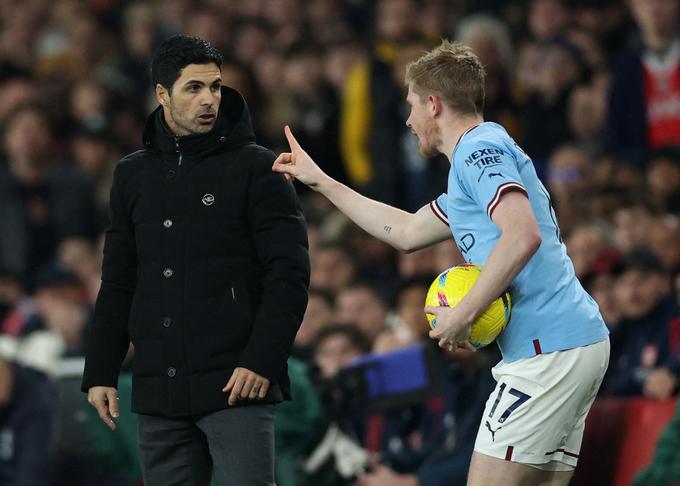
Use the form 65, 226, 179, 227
419, 119, 442, 158
169, 101, 211, 135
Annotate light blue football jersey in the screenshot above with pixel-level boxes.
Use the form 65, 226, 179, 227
431, 122, 608, 362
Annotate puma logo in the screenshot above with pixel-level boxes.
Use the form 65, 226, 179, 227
485, 421, 502, 442
488, 172, 504, 179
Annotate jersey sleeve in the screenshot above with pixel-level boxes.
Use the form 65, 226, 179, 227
455, 142, 528, 219
429, 193, 449, 226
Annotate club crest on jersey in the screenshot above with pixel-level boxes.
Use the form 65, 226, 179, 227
202, 194, 215, 206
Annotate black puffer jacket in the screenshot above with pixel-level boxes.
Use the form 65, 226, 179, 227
82, 87, 310, 417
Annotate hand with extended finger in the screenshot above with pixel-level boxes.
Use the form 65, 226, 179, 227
425, 305, 476, 352
272, 125, 328, 188
222, 367, 270, 406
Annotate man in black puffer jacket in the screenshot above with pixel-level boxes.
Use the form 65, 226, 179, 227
81, 35, 310, 486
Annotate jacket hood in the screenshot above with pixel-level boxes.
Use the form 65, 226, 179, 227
142, 86, 256, 156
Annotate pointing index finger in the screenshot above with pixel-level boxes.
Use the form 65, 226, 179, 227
284, 125, 301, 150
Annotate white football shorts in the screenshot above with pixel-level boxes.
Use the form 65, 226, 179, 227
474, 338, 610, 471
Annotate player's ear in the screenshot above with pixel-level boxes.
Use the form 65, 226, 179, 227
429, 95, 443, 117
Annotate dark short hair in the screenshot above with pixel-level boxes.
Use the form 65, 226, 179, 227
150, 35, 223, 91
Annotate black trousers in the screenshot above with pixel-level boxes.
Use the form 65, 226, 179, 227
137, 405, 276, 486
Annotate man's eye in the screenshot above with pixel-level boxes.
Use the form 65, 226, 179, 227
189, 85, 200, 92
211, 85, 221, 92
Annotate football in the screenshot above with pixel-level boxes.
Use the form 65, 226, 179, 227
425, 264, 511, 348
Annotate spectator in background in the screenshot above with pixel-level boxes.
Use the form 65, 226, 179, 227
566, 223, 613, 280
517, 40, 586, 169
613, 202, 655, 254
0, 270, 24, 338
457, 14, 520, 139
339, 0, 419, 206
283, 42, 345, 190
57, 237, 103, 306
567, 76, 608, 152
68, 79, 111, 133
0, 71, 34, 126
0, 105, 98, 286
646, 149, 680, 214
310, 242, 358, 293
335, 283, 390, 346
528, 0, 571, 42
605, 0, 680, 166
313, 324, 371, 380
648, 215, 680, 272
293, 289, 335, 362
0, 357, 54, 486
70, 127, 118, 230
604, 249, 678, 396
546, 144, 595, 235
118, 2, 159, 99
374, 278, 431, 353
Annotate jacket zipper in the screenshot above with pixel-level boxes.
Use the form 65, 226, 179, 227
174, 137, 182, 166
231, 286, 236, 301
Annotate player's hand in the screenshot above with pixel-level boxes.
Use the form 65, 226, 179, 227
272, 125, 328, 188
425, 305, 476, 352
87, 386, 120, 431
223, 367, 270, 406
643, 367, 678, 399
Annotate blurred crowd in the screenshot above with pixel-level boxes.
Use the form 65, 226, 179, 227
0, 0, 679, 484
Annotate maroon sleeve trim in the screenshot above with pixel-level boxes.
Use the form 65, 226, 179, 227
487, 182, 528, 219
429, 200, 449, 226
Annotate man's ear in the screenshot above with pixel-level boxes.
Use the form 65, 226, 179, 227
428, 95, 442, 117
156, 84, 170, 107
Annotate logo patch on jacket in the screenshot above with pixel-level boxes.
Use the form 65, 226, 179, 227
202, 194, 215, 206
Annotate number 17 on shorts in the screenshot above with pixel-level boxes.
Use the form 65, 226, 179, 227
473, 340, 610, 471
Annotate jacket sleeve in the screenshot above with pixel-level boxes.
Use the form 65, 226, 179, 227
81, 163, 137, 392
238, 151, 310, 381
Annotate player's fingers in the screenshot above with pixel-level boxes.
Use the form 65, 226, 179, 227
258, 380, 270, 399
429, 327, 444, 339
272, 153, 293, 169
106, 389, 120, 418
228, 374, 247, 405
423, 306, 440, 315
284, 173, 294, 182
284, 125, 302, 151
461, 341, 477, 352
222, 368, 239, 392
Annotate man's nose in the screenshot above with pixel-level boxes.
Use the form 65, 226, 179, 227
200, 89, 218, 106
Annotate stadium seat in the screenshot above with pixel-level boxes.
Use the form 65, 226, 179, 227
612, 398, 677, 486
575, 398, 677, 485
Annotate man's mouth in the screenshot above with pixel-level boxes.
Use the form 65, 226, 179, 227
198, 113, 216, 124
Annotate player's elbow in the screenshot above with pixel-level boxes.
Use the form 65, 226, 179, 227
399, 237, 417, 253
523, 228, 542, 256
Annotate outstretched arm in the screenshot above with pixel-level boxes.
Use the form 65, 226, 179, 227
272, 126, 451, 252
